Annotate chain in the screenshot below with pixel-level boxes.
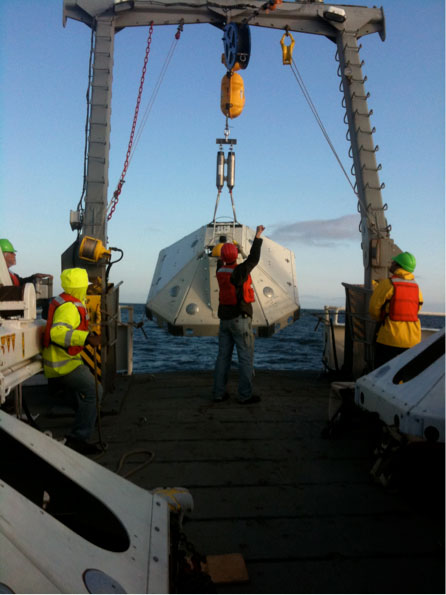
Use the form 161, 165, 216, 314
107, 22, 154, 221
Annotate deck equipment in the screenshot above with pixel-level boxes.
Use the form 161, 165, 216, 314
0, 410, 169, 593
61, 0, 396, 372
355, 328, 445, 442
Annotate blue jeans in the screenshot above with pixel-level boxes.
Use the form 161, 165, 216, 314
48, 364, 102, 441
213, 315, 255, 402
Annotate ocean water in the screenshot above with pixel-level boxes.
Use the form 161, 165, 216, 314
121, 305, 445, 374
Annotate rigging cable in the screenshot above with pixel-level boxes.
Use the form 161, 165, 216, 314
129, 21, 184, 166
288, 57, 360, 202
212, 190, 222, 224
76, 20, 96, 220
107, 22, 155, 221
107, 22, 184, 220
229, 189, 238, 223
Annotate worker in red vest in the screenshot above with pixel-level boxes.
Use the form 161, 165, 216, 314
213, 225, 265, 404
0, 238, 53, 287
369, 251, 423, 369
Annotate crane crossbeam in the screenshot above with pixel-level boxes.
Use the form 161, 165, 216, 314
63, 0, 384, 42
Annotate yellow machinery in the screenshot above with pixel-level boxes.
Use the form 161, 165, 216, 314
78, 237, 112, 381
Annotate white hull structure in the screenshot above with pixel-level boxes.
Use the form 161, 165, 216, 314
0, 252, 46, 404
354, 328, 445, 441
0, 410, 169, 594
146, 222, 300, 337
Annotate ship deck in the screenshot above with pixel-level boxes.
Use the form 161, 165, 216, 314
24, 369, 444, 594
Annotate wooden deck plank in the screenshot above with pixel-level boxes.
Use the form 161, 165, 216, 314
182, 514, 442, 559
22, 369, 445, 594
216, 557, 445, 595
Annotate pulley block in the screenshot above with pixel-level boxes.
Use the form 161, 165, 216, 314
280, 32, 295, 65
223, 23, 251, 71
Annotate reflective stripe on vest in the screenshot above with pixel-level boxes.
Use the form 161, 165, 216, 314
43, 293, 88, 355
389, 277, 419, 322
217, 264, 255, 305
43, 357, 75, 369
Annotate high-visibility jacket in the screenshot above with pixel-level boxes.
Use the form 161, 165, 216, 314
43, 293, 89, 355
369, 268, 423, 348
217, 263, 255, 305
42, 268, 90, 378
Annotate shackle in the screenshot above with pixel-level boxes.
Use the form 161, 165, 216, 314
280, 32, 295, 65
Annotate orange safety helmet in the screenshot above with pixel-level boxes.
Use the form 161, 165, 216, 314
221, 243, 238, 263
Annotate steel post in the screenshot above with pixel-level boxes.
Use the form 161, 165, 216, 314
336, 30, 398, 287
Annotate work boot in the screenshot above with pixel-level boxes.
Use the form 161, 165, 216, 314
213, 392, 230, 402
238, 395, 261, 405
64, 436, 102, 455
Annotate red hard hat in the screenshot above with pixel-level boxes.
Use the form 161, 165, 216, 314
221, 243, 238, 263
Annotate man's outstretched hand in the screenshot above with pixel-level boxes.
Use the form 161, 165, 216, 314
256, 225, 265, 238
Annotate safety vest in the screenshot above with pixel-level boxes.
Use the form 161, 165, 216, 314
9, 272, 20, 287
388, 277, 419, 322
217, 264, 255, 305
43, 293, 89, 355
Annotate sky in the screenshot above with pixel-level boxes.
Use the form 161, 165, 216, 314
0, 0, 444, 311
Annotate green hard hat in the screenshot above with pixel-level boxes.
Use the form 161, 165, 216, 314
0, 239, 16, 253
392, 251, 416, 273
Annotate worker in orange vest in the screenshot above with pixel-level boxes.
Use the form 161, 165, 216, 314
213, 225, 265, 404
369, 251, 423, 369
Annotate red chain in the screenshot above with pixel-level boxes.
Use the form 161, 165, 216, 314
108, 22, 154, 221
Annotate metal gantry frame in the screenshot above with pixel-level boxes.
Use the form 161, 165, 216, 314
62, 0, 398, 284
62, 0, 400, 375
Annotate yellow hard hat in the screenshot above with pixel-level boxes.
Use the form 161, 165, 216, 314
211, 243, 224, 257
61, 268, 89, 290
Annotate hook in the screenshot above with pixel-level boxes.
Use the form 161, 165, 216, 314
280, 31, 295, 65
224, 115, 230, 141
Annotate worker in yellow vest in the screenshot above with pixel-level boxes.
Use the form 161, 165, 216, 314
42, 268, 102, 455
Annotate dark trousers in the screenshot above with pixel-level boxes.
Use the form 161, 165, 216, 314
374, 342, 407, 369
48, 364, 101, 441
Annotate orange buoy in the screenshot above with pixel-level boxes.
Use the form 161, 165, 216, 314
220, 70, 245, 119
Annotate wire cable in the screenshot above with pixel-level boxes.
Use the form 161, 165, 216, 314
107, 23, 183, 219
129, 29, 182, 165
77, 21, 96, 213
289, 58, 359, 200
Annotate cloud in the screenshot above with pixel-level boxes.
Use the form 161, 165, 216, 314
269, 214, 361, 247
